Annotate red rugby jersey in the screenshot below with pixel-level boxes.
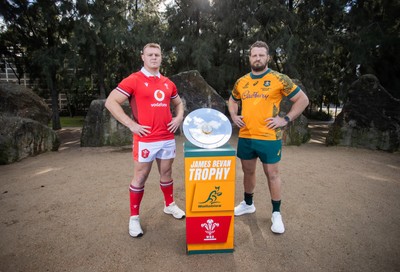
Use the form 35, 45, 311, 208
116, 68, 178, 142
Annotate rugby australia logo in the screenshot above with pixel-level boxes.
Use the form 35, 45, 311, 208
198, 186, 222, 208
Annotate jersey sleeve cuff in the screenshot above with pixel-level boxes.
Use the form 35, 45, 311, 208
116, 87, 131, 98
287, 87, 300, 99
231, 94, 241, 101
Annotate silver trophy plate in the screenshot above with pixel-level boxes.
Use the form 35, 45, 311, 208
183, 108, 232, 149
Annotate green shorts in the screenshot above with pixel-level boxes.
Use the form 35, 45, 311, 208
237, 138, 282, 164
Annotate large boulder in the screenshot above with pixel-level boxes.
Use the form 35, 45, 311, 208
326, 74, 400, 152
170, 70, 227, 116
80, 99, 133, 147
0, 116, 60, 164
0, 82, 51, 124
281, 114, 310, 145
280, 79, 311, 145
0, 83, 59, 164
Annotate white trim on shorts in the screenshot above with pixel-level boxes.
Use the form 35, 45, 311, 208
135, 139, 176, 162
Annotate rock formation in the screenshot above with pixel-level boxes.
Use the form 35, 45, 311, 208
169, 70, 227, 116
80, 99, 133, 147
280, 79, 311, 145
0, 83, 60, 164
326, 74, 400, 152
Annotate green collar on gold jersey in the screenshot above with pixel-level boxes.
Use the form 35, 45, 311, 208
250, 68, 271, 79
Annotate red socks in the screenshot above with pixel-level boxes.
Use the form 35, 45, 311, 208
160, 180, 174, 207
129, 185, 144, 216
129, 180, 173, 215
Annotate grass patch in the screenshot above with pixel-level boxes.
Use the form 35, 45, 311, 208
305, 111, 333, 121
49, 116, 85, 127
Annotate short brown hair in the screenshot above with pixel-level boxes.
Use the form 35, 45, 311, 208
250, 41, 269, 54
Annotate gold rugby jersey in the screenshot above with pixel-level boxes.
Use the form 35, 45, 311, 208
231, 68, 300, 140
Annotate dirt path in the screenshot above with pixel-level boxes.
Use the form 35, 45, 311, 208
0, 125, 399, 272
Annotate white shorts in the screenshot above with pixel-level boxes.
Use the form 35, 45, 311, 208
133, 139, 176, 162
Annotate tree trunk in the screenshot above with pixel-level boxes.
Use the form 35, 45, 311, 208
98, 65, 106, 99
288, 0, 293, 11
65, 90, 73, 117
273, 54, 282, 73
48, 71, 61, 130
97, 46, 106, 99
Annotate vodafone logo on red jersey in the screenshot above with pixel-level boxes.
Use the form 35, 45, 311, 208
151, 90, 167, 107
154, 90, 165, 101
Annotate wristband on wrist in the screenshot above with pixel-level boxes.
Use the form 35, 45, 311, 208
284, 115, 291, 123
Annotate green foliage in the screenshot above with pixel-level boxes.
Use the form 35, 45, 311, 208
49, 116, 85, 127
325, 123, 343, 146
1, 0, 398, 112
345, 0, 400, 98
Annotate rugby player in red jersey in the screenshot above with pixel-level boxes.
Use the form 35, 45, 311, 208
105, 43, 185, 238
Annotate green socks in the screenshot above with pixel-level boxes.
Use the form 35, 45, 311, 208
244, 194, 281, 212
244, 192, 254, 205
271, 199, 281, 213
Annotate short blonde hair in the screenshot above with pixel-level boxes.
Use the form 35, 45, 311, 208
142, 43, 161, 54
